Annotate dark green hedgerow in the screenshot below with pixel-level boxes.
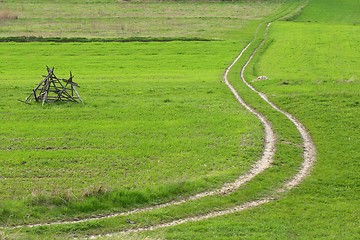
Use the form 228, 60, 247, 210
0, 36, 214, 43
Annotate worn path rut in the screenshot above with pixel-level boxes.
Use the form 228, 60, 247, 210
0, 3, 316, 239
87, 17, 316, 240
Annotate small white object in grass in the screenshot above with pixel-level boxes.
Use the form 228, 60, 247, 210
257, 76, 269, 80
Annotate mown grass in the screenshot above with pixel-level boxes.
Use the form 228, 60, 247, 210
0, 1, 296, 228
5, 0, 353, 239
295, 0, 360, 24
0, 0, 312, 239
0, 0, 283, 39
0, 40, 266, 225
143, 0, 360, 239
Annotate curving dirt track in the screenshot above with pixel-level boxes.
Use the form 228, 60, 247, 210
2, 42, 277, 231
86, 22, 315, 239
86, 19, 316, 240
0, 3, 316, 238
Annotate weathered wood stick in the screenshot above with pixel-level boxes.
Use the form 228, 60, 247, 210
72, 86, 84, 104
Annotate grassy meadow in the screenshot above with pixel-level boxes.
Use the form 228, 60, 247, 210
0, 40, 274, 223
147, 0, 360, 239
0, 0, 291, 232
1, 0, 359, 239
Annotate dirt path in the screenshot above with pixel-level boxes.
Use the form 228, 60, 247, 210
240, 23, 316, 192
1, 39, 277, 232
0, 3, 316, 238
86, 21, 316, 240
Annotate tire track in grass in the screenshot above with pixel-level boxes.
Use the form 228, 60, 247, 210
1, 2, 316, 235
87, 14, 316, 240
0, 41, 276, 229
239, 22, 316, 192
1, 34, 277, 232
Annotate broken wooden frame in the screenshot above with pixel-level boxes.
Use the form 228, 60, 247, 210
24, 66, 83, 105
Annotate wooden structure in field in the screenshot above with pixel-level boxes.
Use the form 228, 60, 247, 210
25, 66, 83, 105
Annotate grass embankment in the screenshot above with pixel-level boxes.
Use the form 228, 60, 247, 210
0, 0, 290, 231
147, 0, 360, 239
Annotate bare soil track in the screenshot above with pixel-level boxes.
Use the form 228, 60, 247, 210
1, 39, 278, 232
0, 3, 316, 238
86, 20, 316, 238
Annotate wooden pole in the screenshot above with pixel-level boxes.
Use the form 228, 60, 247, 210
72, 86, 84, 104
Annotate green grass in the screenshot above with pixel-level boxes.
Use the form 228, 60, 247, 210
255, 23, 360, 81
0, 0, 309, 238
0, 40, 265, 224
295, 0, 360, 24
3, 0, 359, 239
144, 0, 360, 239
0, 0, 296, 229
0, 0, 310, 238
0, 1, 304, 238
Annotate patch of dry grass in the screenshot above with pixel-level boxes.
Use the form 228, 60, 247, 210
0, 1, 283, 38
0, 10, 17, 21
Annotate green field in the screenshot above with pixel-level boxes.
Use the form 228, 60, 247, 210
1, 0, 359, 239
154, 0, 360, 239
0, 0, 284, 230
1, 41, 264, 214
